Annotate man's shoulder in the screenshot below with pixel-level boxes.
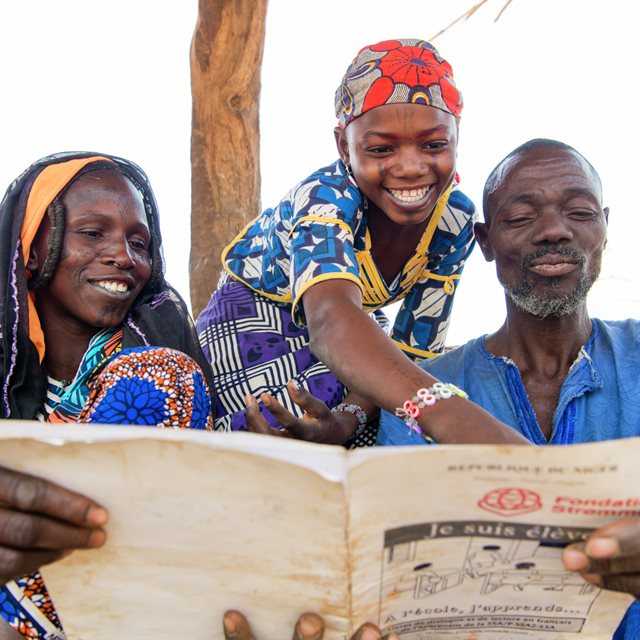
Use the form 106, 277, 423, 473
594, 318, 640, 350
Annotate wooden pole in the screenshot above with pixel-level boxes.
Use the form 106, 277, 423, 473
189, 0, 268, 316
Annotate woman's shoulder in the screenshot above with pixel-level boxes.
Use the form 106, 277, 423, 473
295, 159, 351, 189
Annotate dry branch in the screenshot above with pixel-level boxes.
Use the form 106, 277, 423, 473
430, 0, 515, 40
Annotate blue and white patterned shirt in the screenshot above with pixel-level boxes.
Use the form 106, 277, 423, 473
223, 160, 476, 358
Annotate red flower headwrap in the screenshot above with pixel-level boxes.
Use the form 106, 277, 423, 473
334, 39, 463, 128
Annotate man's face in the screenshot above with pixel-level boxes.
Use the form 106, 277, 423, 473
474, 147, 608, 318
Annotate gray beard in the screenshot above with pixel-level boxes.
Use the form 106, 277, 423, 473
500, 247, 597, 319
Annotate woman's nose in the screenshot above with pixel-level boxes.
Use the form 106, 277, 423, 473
104, 238, 135, 269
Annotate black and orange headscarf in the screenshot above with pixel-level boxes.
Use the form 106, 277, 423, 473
21, 156, 113, 360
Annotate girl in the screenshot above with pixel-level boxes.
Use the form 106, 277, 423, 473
197, 38, 526, 447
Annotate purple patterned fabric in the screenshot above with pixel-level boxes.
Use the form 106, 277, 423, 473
197, 275, 347, 432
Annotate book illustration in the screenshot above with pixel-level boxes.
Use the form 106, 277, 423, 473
379, 521, 601, 637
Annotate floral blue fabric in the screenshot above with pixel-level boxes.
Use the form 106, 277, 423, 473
78, 347, 213, 430
0, 345, 213, 639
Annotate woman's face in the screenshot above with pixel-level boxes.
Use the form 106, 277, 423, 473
335, 103, 458, 227
30, 170, 152, 334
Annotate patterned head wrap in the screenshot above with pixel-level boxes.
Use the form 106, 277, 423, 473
335, 38, 463, 129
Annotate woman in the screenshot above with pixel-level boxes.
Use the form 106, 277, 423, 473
0, 151, 214, 638
197, 38, 527, 448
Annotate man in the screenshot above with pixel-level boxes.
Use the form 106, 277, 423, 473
378, 138, 640, 637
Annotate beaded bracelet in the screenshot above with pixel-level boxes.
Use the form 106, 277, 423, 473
332, 402, 368, 437
395, 382, 468, 437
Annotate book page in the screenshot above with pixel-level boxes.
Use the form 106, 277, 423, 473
0, 422, 350, 640
2, 424, 637, 639
348, 439, 637, 639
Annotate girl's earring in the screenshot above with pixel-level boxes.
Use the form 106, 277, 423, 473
345, 163, 353, 177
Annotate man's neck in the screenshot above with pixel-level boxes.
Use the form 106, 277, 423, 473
485, 302, 592, 371
483, 302, 592, 440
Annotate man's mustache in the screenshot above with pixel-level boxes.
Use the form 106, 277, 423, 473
521, 246, 586, 270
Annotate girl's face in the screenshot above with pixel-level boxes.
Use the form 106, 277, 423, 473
335, 103, 458, 227
29, 170, 152, 335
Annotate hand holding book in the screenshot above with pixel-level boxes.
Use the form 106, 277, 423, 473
222, 611, 399, 640
0, 464, 107, 584
562, 518, 640, 598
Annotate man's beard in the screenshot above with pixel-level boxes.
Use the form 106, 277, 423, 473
500, 246, 597, 319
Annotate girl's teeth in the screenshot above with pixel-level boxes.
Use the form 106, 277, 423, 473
388, 187, 429, 203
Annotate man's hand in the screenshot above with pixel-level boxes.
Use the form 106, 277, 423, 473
562, 518, 640, 598
0, 465, 108, 584
222, 610, 399, 639
245, 381, 357, 444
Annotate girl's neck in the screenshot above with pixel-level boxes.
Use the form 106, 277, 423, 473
367, 203, 431, 285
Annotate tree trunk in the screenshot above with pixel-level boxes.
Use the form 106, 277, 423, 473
189, 0, 268, 316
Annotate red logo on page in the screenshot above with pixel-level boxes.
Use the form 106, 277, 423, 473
478, 487, 542, 517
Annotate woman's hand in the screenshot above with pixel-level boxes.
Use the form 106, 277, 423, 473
244, 381, 358, 444
222, 610, 399, 640
562, 518, 640, 598
0, 465, 108, 584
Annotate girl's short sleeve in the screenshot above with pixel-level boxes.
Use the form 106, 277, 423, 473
288, 167, 365, 326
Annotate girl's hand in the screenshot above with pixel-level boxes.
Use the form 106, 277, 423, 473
244, 381, 358, 444
222, 610, 399, 640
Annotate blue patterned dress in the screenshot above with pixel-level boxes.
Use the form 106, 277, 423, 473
197, 160, 476, 438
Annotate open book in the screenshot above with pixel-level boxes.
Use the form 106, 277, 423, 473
0, 422, 636, 639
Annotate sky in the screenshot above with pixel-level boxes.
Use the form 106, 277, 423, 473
1, 0, 637, 345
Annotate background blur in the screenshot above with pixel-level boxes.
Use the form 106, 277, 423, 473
1, 0, 636, 345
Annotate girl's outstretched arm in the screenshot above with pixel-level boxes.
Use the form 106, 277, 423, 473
302, 279, 529, 445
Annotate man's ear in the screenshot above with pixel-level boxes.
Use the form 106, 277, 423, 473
474, 221, 495, 262
333, 126, 350, 166
603, 206, 609, 224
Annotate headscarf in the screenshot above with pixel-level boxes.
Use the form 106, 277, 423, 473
334, 38, 463, 129
0, 151, 215, 419
21, 156, 113, 360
